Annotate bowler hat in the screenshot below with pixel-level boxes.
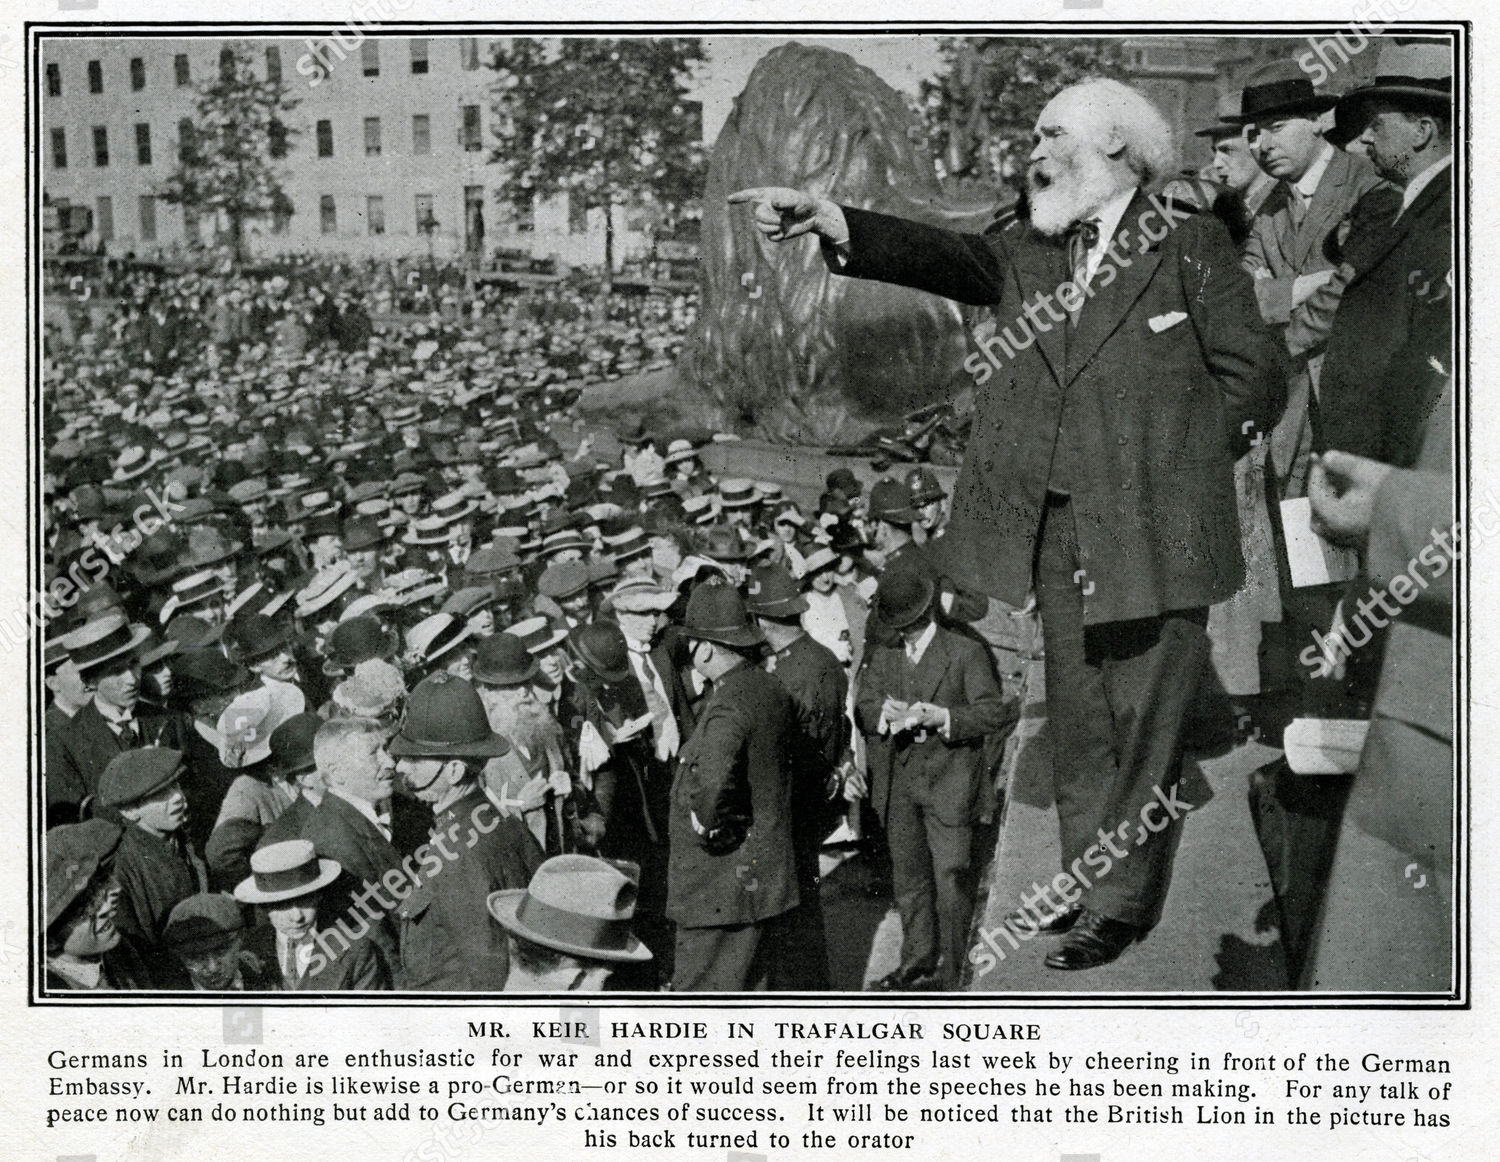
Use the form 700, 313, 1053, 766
487, 854, 651, 963
873, 569, 935, 631
1335, 37, 1452, 122
322, 613, 399, 673
225, 613, 292, 665
745, 564, 809, 618
98, 747, 186, 809
1232, 59, 1337, 123
681, 581, 765, 649
46, 818, 124, 933
471, 632, 540, 687
233, 839, 341, 905
341, 516, 387, 553
567, 621, 633, 684
171, 646, 250, 701
268, 712, 322, 779
389, 671, 511, 758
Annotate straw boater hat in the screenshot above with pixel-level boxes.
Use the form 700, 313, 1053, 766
505, 614, 570, 655
234, 840, 341, 905
65, 612, 152, 675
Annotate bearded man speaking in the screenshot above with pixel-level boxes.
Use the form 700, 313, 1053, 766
732, 78, 1285, 972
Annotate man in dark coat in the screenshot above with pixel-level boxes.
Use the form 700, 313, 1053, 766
747, 564, 851, 991
731, 76, 1284, 970
666, 582, 799, 991
390, 673, 545, 991
855, 572, 1015, 989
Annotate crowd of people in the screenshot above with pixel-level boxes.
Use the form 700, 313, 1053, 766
42, 38, 1454, 996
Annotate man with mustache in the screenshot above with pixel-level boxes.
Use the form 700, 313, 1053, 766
731, 77, 1284, 971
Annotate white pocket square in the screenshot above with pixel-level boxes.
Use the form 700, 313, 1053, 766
1149, 311, 1188, 333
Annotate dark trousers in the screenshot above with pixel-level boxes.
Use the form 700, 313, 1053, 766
673, 912, 793, 992
1034, 493, 1207, 929
887, 776, 974, 987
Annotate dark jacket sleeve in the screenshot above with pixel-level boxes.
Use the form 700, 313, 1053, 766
685, 693, 754, 846
944, 636, 1018, 745
834, 206, 1009, 307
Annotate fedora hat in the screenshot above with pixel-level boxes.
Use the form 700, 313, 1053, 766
1232, 59, 1337, 124
487, 854, 651, 964
65, 612, 152, 675
1336, 37, 1452, 121
867, 478, 918, 525
470, 632, 540, 687
389, 671, 511, 759
567, 620, 633, 684
744, 564, 809, 618
233, 839, 341, 905
224, 613, 293, 665
681, 581, 765, 649
873, 568, 935, 631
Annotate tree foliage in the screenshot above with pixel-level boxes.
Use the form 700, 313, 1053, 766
155, 41, 300, 263
919, 37, 1130, 190
487, 38, 708, 272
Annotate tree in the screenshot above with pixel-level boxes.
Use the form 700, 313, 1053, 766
488, 38, 707, 280
156, 41, 300, 266
918, 38, 1130, 192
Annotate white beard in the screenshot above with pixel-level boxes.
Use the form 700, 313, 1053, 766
1028, 148, 1134, 238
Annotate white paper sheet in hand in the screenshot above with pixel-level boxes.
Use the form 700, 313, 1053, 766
1279, 497, 1360, 588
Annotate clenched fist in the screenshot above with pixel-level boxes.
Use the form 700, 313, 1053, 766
727, 187, 849, 245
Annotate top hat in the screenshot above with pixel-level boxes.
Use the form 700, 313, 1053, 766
681, 581, 765, 650
233, 839, 341, 905
487, 854, 651, 964
1232, 59, 1338, 124
873, 568, 935, 631
567, 620, 633, 684
744, 564, 809, 618
388, 671, 511, 759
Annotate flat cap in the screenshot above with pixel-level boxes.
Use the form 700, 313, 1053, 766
164, 892, 246, 952
98, 747, 186, 809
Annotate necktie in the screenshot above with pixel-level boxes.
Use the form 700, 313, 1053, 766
634, 651, 679, 761
1066, 217, 1101, 323
113, 719, 140, 750
280, 937, 313, 980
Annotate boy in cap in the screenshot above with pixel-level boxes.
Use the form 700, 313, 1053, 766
389, 673, 545, 990
164, 892, 279, 991
98, 747, 209, 987
45, 819, 150, 990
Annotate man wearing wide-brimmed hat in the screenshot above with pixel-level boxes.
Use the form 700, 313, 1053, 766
666, 581, 799, 991
1195, 91, 1282, 238
490, 854, 652, 991
389, 672, 544, 991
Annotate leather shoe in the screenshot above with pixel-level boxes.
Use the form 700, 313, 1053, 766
869, 965, 943, 992
1004, 902, 1081, 937
1043, 910, 1140, 971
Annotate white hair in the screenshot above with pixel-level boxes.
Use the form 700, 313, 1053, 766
1059, 78, 1178, 188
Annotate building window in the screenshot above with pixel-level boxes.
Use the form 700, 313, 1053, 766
366, 195, 385, 236
316, 119, 333, 158
46, 63, 61, 97
265, 46, 282, 84
269, 119, 288, 159
88, 60, 103, 94
95, 196, 113, 243
460, 38, 481, 71
183, 205, 201, 243
320, 195, 336, 235
272, 195, 292, 234
461, 105, 482, 152
175, 53, 191, 87
139, 195, 157, 242
92, 126, 109, 167
568, 191, 589, 235
178, 119, 196, 162
130, 57, 146, 91
219, 47, 236, 81
411, 114, 430, 156
514, 191, 535, 234
410, 39, 429, 74
364, 116, 381, 157
414, 193, 435, 234
135, 123, 152, 166
50, 128, 67, 169
362, 41, 379, 77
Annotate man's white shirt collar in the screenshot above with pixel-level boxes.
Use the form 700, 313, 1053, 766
1082, 185, 1138, 282
1293, 142, 1336, 202
1400, 155, 1451, 218
329, 786, 391, 839
905, 620, 939, 665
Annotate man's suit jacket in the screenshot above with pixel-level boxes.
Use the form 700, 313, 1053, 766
1317, 168, 1452, 468
836, 193, 1285, 624
854, 623, 1016, 828
666, 665, 798, 930
50, 699, 182, 816
1242, 147, 1386, 326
